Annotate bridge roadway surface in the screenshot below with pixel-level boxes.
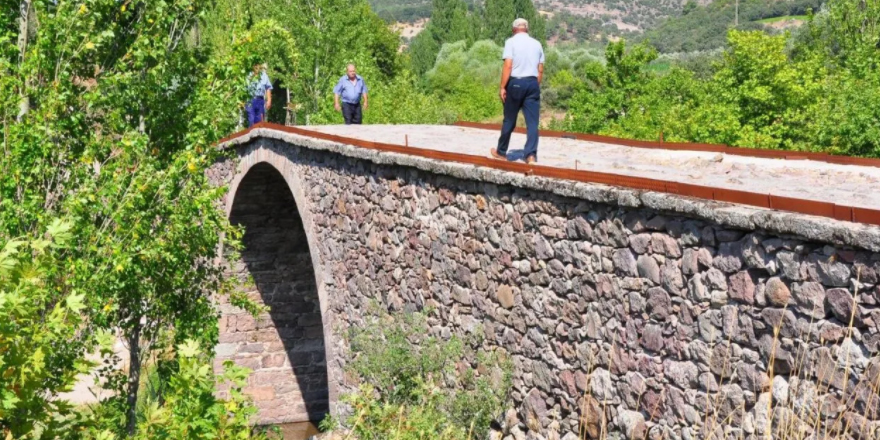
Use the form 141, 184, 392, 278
306, 124, 879, 211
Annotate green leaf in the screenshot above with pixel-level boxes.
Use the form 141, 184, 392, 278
0, 240, 23, 276
31, 347, 45, 372
66, 292, 86, 313
46, 219, 73, 247
1, 391, 20, 410
178, 339, 201, 358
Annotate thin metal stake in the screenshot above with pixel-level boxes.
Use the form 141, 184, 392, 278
575, 160, 580, 170
405, 135, 409, 147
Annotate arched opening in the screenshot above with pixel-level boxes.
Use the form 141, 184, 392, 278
222, 162, 329, 426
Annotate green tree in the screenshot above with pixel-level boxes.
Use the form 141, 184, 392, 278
794, 0, 880, 156
430, 0, 471, 43
513, 0, 546, 43
133, 341, 259, 440
565, 41, 659, 134
482, 0, 515, 45
482, 0, 546, 45
0, 221, 87, 437
203, 0, 401, 117
408, 0, 476, 75
426, 40, 503, 121
1, 0, 263, 436
712, 30, 824, 149
409, 27, 442, 74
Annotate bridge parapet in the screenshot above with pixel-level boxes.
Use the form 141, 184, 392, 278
211, 125, 880, 437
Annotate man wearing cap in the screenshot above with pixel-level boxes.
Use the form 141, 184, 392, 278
246, 63, 273, 127
333, 64, 369, 125
490, 18, 545, 164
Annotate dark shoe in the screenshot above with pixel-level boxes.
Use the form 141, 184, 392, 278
525, 155, 537, 165
490, 148, 506, 160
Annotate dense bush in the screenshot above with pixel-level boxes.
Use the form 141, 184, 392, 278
333, 309, 512, 440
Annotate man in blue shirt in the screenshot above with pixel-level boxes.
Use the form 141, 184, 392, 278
490, 18, 545, 165
333, 64, 369, 125
246, 63, 273, 127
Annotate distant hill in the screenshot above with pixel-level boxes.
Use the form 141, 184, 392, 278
640, 0, 822, 53
369, 0, 456, 23
371, 0, 691, 30
371, 0, 823, 49
536, 0, 700, 33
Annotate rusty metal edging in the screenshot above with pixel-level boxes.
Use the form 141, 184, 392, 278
218, 122, 880, 227
453, 121, 880, 168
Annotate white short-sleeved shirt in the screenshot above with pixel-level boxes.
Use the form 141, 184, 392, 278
502, 33, 545, 78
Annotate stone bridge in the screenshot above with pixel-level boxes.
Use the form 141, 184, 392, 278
209, 123, 880, 439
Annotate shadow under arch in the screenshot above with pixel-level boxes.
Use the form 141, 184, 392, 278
225, 161, 330, 424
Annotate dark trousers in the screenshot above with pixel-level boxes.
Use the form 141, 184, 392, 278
497, 77, 540, 160
247, 96, 266, 127
342, 102, 362, 125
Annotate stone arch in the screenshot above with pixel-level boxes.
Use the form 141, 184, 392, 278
219, 151, 338, 425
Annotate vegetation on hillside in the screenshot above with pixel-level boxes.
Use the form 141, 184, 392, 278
408, 0, 547, 74
547, 11, 633, 44
371, 0, 689, 35
640, 0, 823, 52
369, 0, 438, 23
557, 0, 880, 156
538, 0, 685, 32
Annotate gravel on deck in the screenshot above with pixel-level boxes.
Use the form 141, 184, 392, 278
307, 124, 878, 210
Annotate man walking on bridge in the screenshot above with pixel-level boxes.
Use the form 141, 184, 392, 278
490, 18, 544, 165
246, 63, 273, 127
333, 64, 369, 125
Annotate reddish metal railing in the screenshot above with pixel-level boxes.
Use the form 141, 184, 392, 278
219, 122, 880, 226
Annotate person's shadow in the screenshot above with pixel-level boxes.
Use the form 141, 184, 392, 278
505, 150, 528, 161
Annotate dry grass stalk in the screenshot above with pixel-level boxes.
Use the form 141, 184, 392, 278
570, 268, 879, 440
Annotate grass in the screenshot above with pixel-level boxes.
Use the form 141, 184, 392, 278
757, 15, 809, 24
645, 59, 672, 73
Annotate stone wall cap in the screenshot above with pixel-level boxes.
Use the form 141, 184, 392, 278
220, 126, 880, 251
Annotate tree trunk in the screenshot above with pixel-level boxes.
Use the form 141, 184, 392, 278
734, 0, 739, 27
17, 0, 31, 120
126, 322, 142, 436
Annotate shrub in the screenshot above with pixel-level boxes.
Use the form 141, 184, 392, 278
339, 309, 512, 440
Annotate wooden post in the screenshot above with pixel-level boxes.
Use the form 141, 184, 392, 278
285, 89, 291, 126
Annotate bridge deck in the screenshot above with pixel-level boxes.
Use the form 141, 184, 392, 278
307, 124, 879, 211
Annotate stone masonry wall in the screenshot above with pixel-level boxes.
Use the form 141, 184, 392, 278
211, 137, 880, 439
215, 162, 329, 424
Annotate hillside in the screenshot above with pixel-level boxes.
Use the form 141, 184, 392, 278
537, 0, 697, 32
370, 0, 433, 22
374, 0, 823, 47
640, 0, 822, 52
371, 0, 692, 30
